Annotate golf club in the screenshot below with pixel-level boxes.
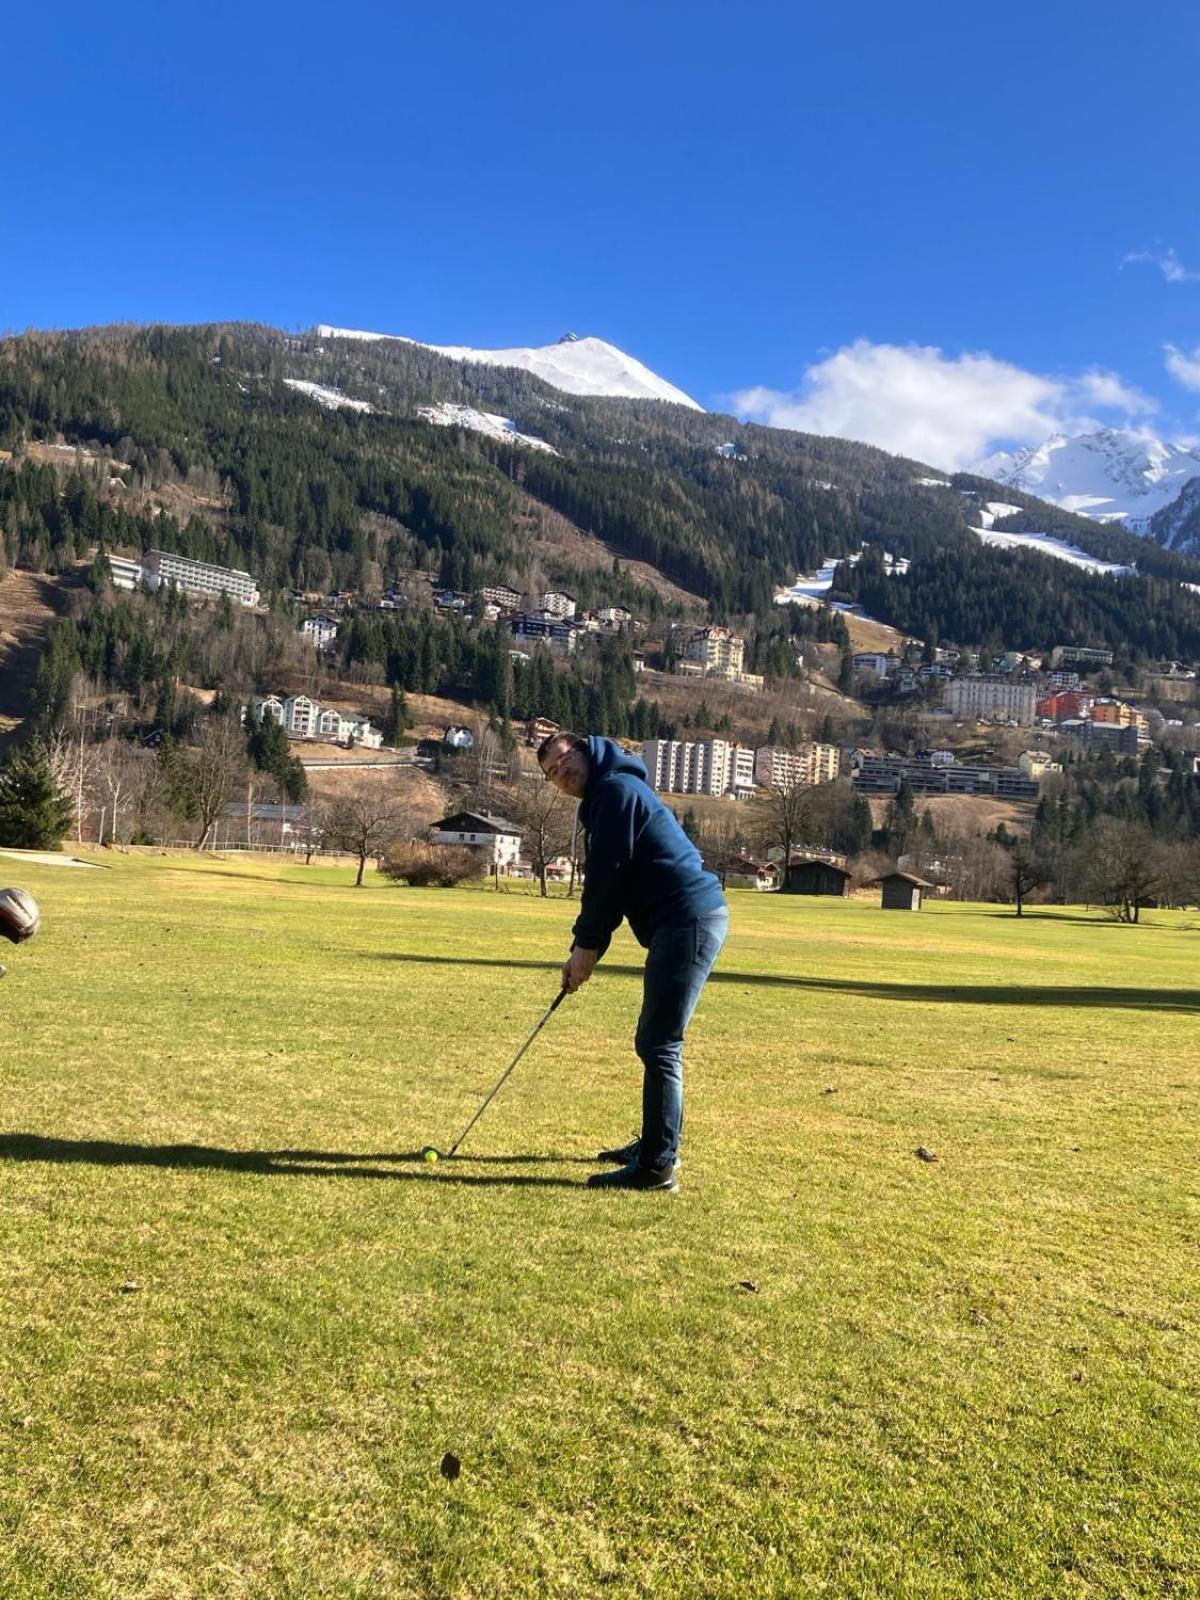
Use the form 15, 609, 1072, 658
422, 988, 568, 1162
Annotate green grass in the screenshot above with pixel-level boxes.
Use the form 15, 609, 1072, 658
2, 853, 1198, 1598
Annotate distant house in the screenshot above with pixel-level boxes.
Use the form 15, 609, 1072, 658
874, 871, 933, 911
723, 855, 779, 891
525, 716, 560, 748
301, 615, 339, 648
783, 858, 851, 897
430, 811, 523, 873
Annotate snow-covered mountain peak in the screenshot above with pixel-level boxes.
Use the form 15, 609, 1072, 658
977, 429, 1200, 529
315, 325, 702, 410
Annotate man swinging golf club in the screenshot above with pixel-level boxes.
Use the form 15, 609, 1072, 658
538, 732, 728, 1191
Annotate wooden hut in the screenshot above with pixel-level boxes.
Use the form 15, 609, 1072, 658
874, 870, 933, 911
784, 856, 852, 897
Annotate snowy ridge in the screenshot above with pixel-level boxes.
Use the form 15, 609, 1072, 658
415, 402, 558, 454
284, 379, 373, 413
317, 325, 702, 410
977, 429, 1200, 529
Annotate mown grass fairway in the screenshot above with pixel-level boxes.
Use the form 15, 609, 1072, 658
2, 853, 1198, 1598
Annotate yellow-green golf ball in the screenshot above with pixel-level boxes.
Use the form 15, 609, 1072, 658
422, 1147, 440, 1164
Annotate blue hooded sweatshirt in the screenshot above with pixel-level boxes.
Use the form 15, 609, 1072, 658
572, 736, 726, 957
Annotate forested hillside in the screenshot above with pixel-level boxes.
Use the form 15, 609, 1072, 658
4, 321, 1200, 676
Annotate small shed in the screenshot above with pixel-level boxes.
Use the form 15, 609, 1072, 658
874, 870, 933, 911
784, 857, 852, 897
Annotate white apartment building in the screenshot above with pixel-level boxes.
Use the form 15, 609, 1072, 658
538, 590, 578, 619
142, 548, 260, 607
642, 738, 755, 797
753, 743, 840, 788
107, 555, 143, 591
301, 615, 339, 647
247, 695, 383, 748
683, 626, 745, 675
944, 675, 1037, 725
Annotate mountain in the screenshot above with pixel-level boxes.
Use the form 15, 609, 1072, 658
977, 429, 1200, 533
5, 321, 1200, 688
316, 326, 703, 411
1150, 476, 1200, 554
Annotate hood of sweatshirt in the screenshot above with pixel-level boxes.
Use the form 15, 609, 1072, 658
585, 735, 647, 789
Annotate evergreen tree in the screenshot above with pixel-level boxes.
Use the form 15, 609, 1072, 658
0, 741, 74, 849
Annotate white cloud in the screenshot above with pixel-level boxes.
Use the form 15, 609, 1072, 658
1165, 342, 1200, 392
729, 341, 1156, 472
1122, 248, 1200, 285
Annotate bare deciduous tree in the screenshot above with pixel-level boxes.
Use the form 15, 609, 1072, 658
327, 787, 413, 886
505, 772, 575, 896
192, 718, 250, 850
1076, 817, 1164, 923
750, 779, 837, 878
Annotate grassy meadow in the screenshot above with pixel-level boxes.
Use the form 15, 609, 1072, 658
1, 851, 1197, 1598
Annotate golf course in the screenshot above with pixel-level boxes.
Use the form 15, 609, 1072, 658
1, 852, 1197, 1598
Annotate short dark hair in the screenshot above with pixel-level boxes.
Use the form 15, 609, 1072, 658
537, 730, 585, 765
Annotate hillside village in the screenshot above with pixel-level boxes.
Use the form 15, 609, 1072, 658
3, 528, 1191, 913
2, 321, 1200, 916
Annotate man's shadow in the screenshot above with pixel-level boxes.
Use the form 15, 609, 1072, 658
0, 1134, 590, 1187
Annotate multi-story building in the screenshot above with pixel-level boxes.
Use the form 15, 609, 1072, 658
944, 674, 1037, 725
683, 626, 745, 676
594, 606, 632, 628
1090, 697, 1134, 726
107, 555, 143, 591
852, 652, 899, 680
1019, 750, 1062, 778
246, 695, 382, 748
1053, 645, 1114, 669
849, 752, 1038, 799
753, 743, 840, 788
301, 615, 339, 648
538, 590, 578, 619
510, 613, 576, 656
1036, 689, 1091, 722
481, 584, 523, 609
142, 548, 259, 607
642, 738, 755, 797
1063, 720, 1142, 756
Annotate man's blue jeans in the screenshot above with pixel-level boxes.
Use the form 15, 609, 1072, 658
636, 905, 729, 1172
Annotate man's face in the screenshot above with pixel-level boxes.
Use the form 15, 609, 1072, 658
540, 738, 588, 798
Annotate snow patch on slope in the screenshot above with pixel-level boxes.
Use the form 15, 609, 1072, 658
970, 523, 1133, 576
317, 325, 702, 410
284, 379, 373, 413
416, 402, 558, 454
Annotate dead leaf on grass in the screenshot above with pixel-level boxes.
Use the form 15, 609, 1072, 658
440, 1452, 461, 1481
915, 1147, 939, 1163
736, 1280, 759, 1293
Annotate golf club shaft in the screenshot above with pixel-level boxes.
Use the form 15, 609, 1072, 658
447, 989, 567, 1157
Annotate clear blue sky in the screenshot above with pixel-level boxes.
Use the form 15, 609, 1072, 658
5, 0, 1199, 466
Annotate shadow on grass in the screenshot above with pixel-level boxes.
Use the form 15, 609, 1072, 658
0, 1134, 588, 1186
381, 953, 1200, 1012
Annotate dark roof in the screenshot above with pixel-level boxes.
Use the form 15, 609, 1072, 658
789, 856, 852, 877
433, 811, 522, 835
872, 871, 933, 888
